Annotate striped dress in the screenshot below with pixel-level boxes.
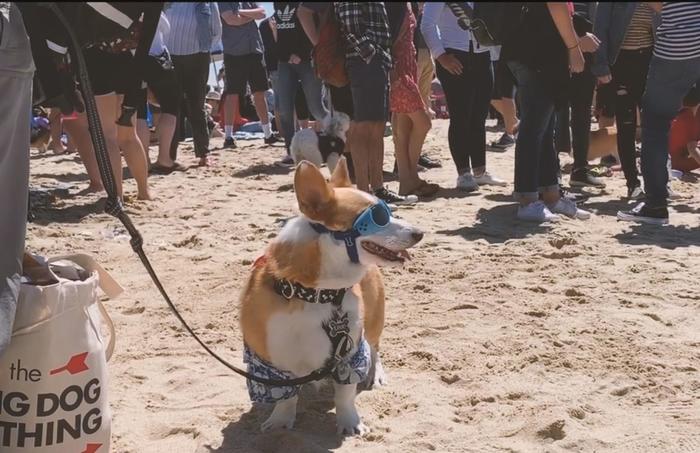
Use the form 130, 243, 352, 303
654, 2, 700, 60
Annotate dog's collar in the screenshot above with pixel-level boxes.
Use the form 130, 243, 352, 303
273, 277, 348, 305
309, 222, 362, 263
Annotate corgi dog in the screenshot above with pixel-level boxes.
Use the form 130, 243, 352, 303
239, 157, 423, 435
290, 111, 350, 173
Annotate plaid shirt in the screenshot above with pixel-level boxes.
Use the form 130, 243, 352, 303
334, 2, 392, 68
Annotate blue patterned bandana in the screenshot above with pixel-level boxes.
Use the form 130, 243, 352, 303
243, 337, 371, 404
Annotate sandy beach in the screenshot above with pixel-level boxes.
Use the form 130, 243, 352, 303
27, 120, 700, 452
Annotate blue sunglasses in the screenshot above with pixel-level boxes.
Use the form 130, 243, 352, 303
353, 200, 392, 236
310, 200, 393, 263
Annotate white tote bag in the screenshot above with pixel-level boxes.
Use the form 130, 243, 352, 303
0, 254, 121, 453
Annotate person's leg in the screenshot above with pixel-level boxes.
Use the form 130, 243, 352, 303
48, 108, 66, 154
570, 69, 595, 173
367, 120, 386, 191
491, 59, 518, 135
435, 51, 470, 175
554, 103, 571, 154
612, 50, 643, 191
641, 56, 700, 207
393, 113, 415, 193
116, 96, 151, 200
397, 109, 432, 195
417, 47, 435, 112
248, 53, 273, 138
349, 122, 370, 191
223, 54, 244, 140
94, 94, 124, 199
137, 118, 151, 164
466, 52, 493, 177
276, 62, 299, 150
63, 114, 104, 191
155, 113, 177, 167
508, 61, 556, 205
298, 61, 327, 122
295, 84, 310, 129
269, 70, 282, 133
0, 4, 33, 354
539, 114, 562, 205
183, 53, 211, 163
169, 55, 186, 160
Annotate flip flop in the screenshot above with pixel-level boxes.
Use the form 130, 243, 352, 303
149, 162, 187, 175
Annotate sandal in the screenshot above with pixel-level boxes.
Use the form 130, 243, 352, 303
149, 162, 187, 175
408, 181, 441, 198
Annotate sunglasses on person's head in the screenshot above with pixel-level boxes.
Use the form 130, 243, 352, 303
352, 200, 392, 236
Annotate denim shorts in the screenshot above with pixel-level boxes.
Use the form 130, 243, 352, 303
346, 56, 388, 122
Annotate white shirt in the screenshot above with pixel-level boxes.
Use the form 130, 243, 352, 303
420, 2, 493, 59
149, 13, 170, 56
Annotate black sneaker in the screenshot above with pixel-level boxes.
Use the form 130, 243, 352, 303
489, 132, 515, 150
617, 202, 669, 225
418, 154, 442, 168
224, 136, 237, 149
570, 169, 606, 188
374, 186, 417, 206
264, 134, 280, 145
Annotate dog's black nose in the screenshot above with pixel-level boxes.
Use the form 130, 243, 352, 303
412, 231, 424, 242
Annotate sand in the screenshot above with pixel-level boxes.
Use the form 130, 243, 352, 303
27, 120, 700, 452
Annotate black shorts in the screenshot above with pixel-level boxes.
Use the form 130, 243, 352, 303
224, 53, 269, 96
328, 84, 354, 119
346, 56, 388, 122
144, 55, 179, 115
84, 48, 133, 96
492, 59, 516, 100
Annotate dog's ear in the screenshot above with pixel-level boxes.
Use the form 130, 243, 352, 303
294, 161, 334, 220
329, 156, 352, 188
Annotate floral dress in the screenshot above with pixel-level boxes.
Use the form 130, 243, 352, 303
390, 6, 425, 114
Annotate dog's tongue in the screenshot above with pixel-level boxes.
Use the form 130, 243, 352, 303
398, 250, 411, 260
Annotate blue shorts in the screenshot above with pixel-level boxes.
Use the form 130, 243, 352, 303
243, 337, 371, 404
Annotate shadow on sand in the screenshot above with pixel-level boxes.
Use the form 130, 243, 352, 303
203, 384, 351, 453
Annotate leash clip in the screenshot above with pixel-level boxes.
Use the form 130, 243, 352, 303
280, 280, 295, 300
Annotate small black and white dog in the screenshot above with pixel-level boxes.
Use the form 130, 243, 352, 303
290, 112, 350, 173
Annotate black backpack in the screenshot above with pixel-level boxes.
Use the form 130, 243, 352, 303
447, 2, 524, 48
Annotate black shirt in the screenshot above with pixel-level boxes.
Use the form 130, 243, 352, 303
259, 18, 278, 71
274, 2, 313, 62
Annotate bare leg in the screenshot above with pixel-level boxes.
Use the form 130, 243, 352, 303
63, 113, 103, 192
155, 113, 176, 167
349, 122, 371, 191
48, 108, 66, 154
136, 119, 151, 165
393, 113, 420, 194
407, 109, 431, 179
94, 94, 123, 200
252, 91, 270, 125
224, 93, 240, 130
491, 98, 519, 135
366, 121, 386, 191
117, 95, 150, 200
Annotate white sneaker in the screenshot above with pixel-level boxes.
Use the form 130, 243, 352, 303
517, 201, 560, 222
456, 173, 479, 192
549, 198, 591, 220
474, 171, 508, 186
627, 186, 645, 200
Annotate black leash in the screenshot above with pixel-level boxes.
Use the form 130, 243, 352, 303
47, 3, 332, 387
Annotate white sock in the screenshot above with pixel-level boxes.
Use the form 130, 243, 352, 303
225, 125, 233, 138
262, 122, 272, 139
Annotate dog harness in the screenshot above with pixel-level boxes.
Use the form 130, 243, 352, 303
243, 278, 370, 403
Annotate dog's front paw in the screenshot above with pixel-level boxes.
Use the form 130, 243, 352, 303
261, 397, 297, 433
261, 413, 296, 433
336, 414, 369, 436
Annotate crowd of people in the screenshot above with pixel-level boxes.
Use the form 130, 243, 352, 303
16, 2, 700, 219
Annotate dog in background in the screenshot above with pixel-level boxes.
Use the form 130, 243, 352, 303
290, 111, 350, 173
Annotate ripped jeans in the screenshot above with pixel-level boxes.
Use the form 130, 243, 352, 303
611, 47, 652, 189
